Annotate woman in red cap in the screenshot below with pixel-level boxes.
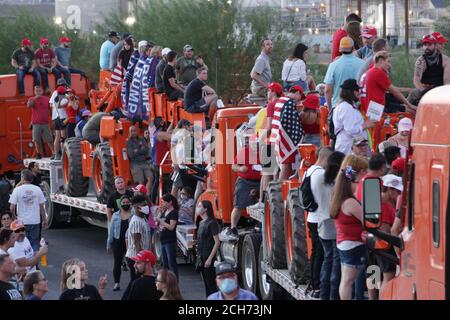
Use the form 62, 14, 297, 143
300, 93, 321, 147
11, 38, 41, 96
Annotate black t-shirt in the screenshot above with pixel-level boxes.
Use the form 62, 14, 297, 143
31, 174, 41, 187
0, 280, 23, 300
184, 78, 205, 107
159, 210, 178, 244
121, 275, 160, 300
197, 218, 220, 261
163, 64, 177, 97
107, 190, 134, 213
12, 48, 34, 68
59, 284, 102, 300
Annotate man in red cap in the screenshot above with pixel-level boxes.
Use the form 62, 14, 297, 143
11, 38, 41, 96
121, 250, 159, 300
54, 36, 85, 86
356, 25, 378, 61
408, 34, 450, 105
35, 38, 60, 95
431, 31, 448, 52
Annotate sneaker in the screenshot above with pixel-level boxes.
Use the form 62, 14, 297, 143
50, 154, 56, 160
310, 290, 320, 299
113, 284, 120, 291
225, 227, 239, 238
36, 153, 42, 160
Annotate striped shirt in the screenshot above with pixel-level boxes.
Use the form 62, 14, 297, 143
125, 214, 149, 258
110, 65, 124, 87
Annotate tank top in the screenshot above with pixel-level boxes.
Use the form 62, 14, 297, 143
421, 53, 444, 86
302, 122, 320, 134
335, 200, 363, 244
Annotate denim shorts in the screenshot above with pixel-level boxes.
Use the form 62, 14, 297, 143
338, 244, 366, 269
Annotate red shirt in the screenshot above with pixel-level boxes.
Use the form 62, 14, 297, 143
266, 100, 276, 118
381, 202, 396, 226
28, 96, 50, 125
235, 146, 261, 181
335, 207, 363, 244
34, 48, 55, 68
66, 105, 78, 124
332, 29, 348, 61
366, 67, 391, 110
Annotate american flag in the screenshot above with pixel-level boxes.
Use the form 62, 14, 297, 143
270, 97, 304, 163
110, 65, 124, 87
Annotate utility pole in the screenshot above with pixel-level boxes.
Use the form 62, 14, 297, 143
382, 0, 387, 38
405, 0, 409, 54
357, 0, 362, 17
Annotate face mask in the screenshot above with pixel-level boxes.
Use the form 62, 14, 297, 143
219, 278, 238, 295
140, 206, 150, 215
121, 204, 131, 211
196, 207, 205, 215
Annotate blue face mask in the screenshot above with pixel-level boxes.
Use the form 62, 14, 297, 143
219, 278, 238, 295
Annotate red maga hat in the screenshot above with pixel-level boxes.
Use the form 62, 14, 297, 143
21, 38, 32, 46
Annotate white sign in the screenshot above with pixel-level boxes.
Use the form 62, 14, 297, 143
366, 100, 384, 122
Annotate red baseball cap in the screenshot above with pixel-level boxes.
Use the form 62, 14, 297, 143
130, 250, 157, 266
40, 38, 49, 45
362, 26, 377, 39
10, 219, 25, 231
21, 38, 32, 46
289, 85, 306, 100
431, 31, 448, 44
268, 82, 283, 96
422, 34, 438, 44
391, 157, 406, 172
303, 94, 320, 110
132, 184, 147, 194
59, 36, 72, 43
57, 86, 67, 95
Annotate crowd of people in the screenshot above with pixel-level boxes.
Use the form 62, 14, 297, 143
2, 14, 449, 301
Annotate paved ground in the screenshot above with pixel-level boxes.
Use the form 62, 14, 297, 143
40, 219, 205, 300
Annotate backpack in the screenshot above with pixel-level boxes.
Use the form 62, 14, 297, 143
328, 106, 337, 141
299, 168, 321, 212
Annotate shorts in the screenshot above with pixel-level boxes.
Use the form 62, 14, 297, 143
338, 244, 366, 269
233, 177, 260, 209
52, 118, 67, 131
131, 162, 153, 184
32, 124, 53, 143
373, 247, 397, 273
185, 98, 208, 113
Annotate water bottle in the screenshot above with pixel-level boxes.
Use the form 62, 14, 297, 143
40, 238, 47, 267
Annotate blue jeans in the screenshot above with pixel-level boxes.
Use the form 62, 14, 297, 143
37, 67, 62, 89
303, 134, 321, 148
353, 267, 366, 300
16, 68, 40, 94
161, 242, 178, 279
319, 238, 341, 300
283, 79, 308, 92
25, 224, 41, 252
54, 66, 72, 85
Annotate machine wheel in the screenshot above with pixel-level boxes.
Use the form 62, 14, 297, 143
257, 242, 287, 300
92, 142, 114, 203
241, 233, 262, 295
41, 181, 64, 228
285, 188, 310, 284
266, 181, 286, 269
62, 138, 89, 197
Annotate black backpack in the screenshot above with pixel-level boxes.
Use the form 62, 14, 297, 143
328, 106, 337, 141
299, 168, 320, 212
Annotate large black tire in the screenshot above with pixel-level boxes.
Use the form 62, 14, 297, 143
240, 233, 262, 295
92, 142, 114, 204
62, 138, 89, 197
285, 188, 310, 284
267, 181, 286, 269
257, 242, 287, 300
41, 181, 64, 228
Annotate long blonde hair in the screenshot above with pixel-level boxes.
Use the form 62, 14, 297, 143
60, 258, 84, 293
151, 46, 162, 57
159, 269, 183, 300
330, 155, 368, 218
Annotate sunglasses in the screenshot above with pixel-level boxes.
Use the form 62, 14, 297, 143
14, 228, 25, 233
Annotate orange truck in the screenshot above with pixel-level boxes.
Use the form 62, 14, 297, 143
361, 85, 450, 300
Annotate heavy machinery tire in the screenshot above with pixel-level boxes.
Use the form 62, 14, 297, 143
241, 233, 262, 295
41, 181, 64, 228
92, 142, 115, 203
267, 181, 286, 269
257, 242, 288, 300
285, 188, 310, 284
62, 138, 89, 197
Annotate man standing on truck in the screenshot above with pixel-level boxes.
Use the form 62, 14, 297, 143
11, 38, 41, 96
408, 34, 450, 105
99, 31, 121, 71
155, 48, 171, 93
176, 44, 207, 86
250, 38, 273, 98
106, 176, 134, 222
27, 86, 54, 159
163, 51, 185, 101
8, 170, 47, 252
127, 126, 153, 197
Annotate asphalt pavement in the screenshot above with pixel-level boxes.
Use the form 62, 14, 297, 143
40, 219, 205, 300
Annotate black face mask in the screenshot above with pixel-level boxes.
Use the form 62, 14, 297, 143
121, 204, 131, 211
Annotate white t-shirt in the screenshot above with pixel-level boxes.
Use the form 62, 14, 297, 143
303, 165, 323, 224
281, 59, 307, 82
8, 238, 36, 273
50, 91, 68, 120
9, 184, 45, 225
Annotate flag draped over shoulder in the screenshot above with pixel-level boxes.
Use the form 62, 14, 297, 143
127, 55, 152, 122
110, 65, 124, 87
271, 98, 304, 163
121, 50, 140, 108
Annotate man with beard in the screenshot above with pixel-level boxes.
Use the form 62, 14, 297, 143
121, 250, 160, 300
408, 34, 450, 105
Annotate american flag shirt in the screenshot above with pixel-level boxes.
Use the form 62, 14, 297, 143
270, 97, 304, 163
